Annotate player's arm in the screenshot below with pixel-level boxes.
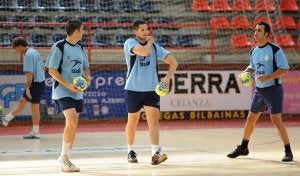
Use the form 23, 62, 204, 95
259, 49, 290, 83
242, 67, 255, 75
25, 71, 33, 99
238, 67, 254, 83
48, 68, 81, 93
160, 54, 178, 87
83, 67, 92, 87
131, 36, 154, 57
258, 68, 288, 83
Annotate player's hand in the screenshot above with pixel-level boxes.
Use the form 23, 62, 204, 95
160, 77, 170, 88
257, 75, 270, 83
26, 88, 32, 100
85, 76, 93, 88
238, 72, 244, 83
146, 36, 154, 44
68, 83, 83, 93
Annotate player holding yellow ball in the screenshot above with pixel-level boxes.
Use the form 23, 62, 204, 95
239, 71, 253, 86
123, 20, 178, 165
46, 19, 92, 172
73, 76, 88, 91
227, 22, 293, 162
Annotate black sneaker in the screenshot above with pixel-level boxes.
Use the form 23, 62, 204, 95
282, 152, 293, 162
151, 151, 167, 165
227, 145, 249, 158
128, 151, 138, 163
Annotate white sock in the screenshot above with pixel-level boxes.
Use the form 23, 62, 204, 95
4, 112, 14, 122
127, 144, 134, 153
61, 142, 70, 157
151, 145, 160, 156
32, 125, 39, 133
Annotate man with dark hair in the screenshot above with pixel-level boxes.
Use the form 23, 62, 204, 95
124, 20, 178, 165
0, 37, 45, 139
46, 19, 92, 172
227, 22, 293, 162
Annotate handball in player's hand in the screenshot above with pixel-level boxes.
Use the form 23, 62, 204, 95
239, 72, 253, 86
73, 76, 87, 91
155, 83, 169, 96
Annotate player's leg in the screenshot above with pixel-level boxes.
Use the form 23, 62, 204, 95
270, 113, 293, 162
23, 82, 44, 139
23, 103, 41, 139
56, 98, 81, 172
0, 97, 28, 126
227, 111, 260, 158
31, 103, 40, 128
242, 111, 261, 140
268, 85, 293, 162
125, 90, 143, 163
227, 88, 264, 158
62, 108, 79, 152
126, 112, 140, 163
144, 92, 167, 165
144, 106, 160, 145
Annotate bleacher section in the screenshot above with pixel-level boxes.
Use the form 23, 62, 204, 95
0, 0, 299, 63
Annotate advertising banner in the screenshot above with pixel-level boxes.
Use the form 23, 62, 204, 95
1, 70, 298, 120
160, 70, 252, 111
282, 71, 300, 114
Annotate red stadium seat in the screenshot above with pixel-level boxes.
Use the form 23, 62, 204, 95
231, 16, 251, 29
274, 34, 295, 47
211, 0, 231, 11
280, 0, 299, 12
253, 16, 273, 27
255, 0, 276, 11
297, 35, 300, 46
231, 34, 252, 48
210, 16, 230, 29
232, 0, 252, 11
275, 16, 297, 29
191, 0, 211, 11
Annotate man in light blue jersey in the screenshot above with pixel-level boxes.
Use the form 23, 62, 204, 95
227, 22, 293, 162
0, 37, 45, 139
124, 20, 178, 165
46, 19, 91, 172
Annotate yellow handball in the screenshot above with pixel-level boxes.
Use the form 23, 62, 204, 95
155, 83, 169, 96
240, 72, 253, 86
73, 76, 87, 91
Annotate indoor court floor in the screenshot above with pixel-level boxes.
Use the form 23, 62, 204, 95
0, 119, 299, 176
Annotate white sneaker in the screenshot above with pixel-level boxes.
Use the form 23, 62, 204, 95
0, 117, 9, 127
58, 155, 80, 173
23, 131, 41, 139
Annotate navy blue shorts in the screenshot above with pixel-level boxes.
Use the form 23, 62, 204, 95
23, 81, 45, 103
250, 84, 283, 114
125, 90, 160, 113
55, 97, 83, 113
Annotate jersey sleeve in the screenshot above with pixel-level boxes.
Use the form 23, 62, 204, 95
153, 43, 171, 61
45, 45, 62, 70
248, 50, 255, 70
124, 38, 138, 56
275, 48, 290, 69
23, 52, 34, 73
81, 47, 89, 68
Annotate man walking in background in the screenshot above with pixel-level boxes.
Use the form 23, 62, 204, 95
0, 36, 45, 139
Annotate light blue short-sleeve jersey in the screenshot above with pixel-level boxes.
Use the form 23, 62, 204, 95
45, 40, 89, 100
23, 47, 45, 82
248, 42, 290, 88
124, 38, 170, 91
